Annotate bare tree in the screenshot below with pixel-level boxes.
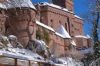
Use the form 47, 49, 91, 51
82, 0, 100, 60
81, 0, 100, 66
68, 50, 84, 61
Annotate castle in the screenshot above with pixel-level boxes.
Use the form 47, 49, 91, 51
0, 0, 92, 57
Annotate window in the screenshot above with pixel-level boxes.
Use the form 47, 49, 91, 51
71, 24, 74, 27
71, 31, 74, 33
67, 17, 70, 23
51, 19, 53, 28
51, 19, 53, 22
75, 28, 77, 30
65, 23, 68, 31
0, 10, 2, 14
40, 19, 42, 22
59, 20, 62, 24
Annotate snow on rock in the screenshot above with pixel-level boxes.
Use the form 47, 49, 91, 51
0, 47, 45, 62
50, 55, 67, 65
0, 42, 5, 49
24, 49, 44, 60
26, 39, 51, 59
0, 36, 13, 48
3, 52, 28, 60
61, 57, 84, 66
0, 35, 84, 66
0, 3, 6, 9
8, 35, 23, 49
50, 56, 84, 66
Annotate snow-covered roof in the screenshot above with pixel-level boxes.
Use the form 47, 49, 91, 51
74, 15, 83, 20
71, 40, 76, 46
56, 25, 71, 39
36, 21, 71, 39
75, 35, 91, 39
86, 35, 91, 39
55, 32, 65, 38
0, 0, 36, 10
36, 21, 55, 32
36, 2, 83, 20
37, 2, 73, 14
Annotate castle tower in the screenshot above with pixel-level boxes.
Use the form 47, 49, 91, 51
5, 0, 37, 47
53, 0, 74, 11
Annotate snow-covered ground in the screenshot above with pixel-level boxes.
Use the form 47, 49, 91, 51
0, 35, 84, 66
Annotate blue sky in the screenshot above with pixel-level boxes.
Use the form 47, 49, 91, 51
31, 0, 90, 35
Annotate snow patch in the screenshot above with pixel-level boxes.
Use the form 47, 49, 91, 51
36, 21, 55, 32
36, 2, 83, 20
75, 35, 91, 39
55, 32, 65, 38
37, 2, 73, 14
0, 3, 6, 9
0, 0, 36, 10
56, 25, 71, 39
71, 40, 76, 46
74, 15, 83, 20
36, 21, 71, 39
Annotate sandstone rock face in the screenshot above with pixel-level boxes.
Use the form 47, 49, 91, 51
0, 0, 37, 47
5, 8, 36, 47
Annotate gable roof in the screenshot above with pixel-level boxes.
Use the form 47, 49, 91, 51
56, 25, 71, 39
